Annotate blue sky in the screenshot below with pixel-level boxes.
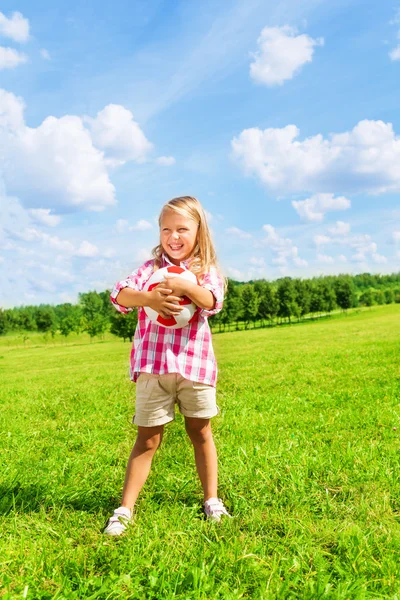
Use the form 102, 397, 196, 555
1, 0, 399, 307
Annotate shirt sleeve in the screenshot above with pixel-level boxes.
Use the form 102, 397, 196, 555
199, 267, 225, 318
110, 260, 154, 314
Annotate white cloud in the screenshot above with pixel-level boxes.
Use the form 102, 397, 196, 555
314, 235, 331, 246
390, 46, 400, 60
86, 104, 153, 163
232, 120, 400, 195
40, 264, 75, 283
10, 223, 104, 261
262, 224, 292, 249
389, 13, 400, 61
349, 234, 376, 254
314, 232, 387, 268
132, 219, 153, 231
293, 254, 308, 267
40, 49, 51, 60
0, 193, 29, 245
136, 248, 151, 262
115, 219, 129, 234
272, 255, 287, 266
75, 241, 99, 258
328, 221, 350, 236
17, 227, 75, 253
249, 256, 265, 266
263, 224, 307, 267
226, 226, 252, 239
0, 89, 25, 130
347, 234, 386, 264
372, 252, 387, 264
317, 253, 334, 264
0, 11, 30, 43
115, 218, 153, 233
250, 25, 323, 86
393, 231, 400, 243
156, 156, 176, 166
0, 89, 116, 212
0, 47, 27, 69
227, 266, 245, 280
103, 248, 116, 258
29, 209, 61, 227
292, 194, 351, 222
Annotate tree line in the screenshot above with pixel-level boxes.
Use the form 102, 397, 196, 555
1, 272, 399, 341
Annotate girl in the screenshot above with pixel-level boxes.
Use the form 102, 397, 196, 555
104, 196, 230, 535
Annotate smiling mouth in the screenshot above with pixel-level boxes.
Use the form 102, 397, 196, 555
169, 245, 183, 251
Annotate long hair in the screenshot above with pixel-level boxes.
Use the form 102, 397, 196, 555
151, 196, 221, 281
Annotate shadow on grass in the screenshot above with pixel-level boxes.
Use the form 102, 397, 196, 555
0, 483, 121, 515
0, 484, 205, 517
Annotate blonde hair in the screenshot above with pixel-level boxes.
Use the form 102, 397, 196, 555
152, 196, 221, 281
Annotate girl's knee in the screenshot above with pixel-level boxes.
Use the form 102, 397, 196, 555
135, 426, 164, 453
185, 418, 212, 444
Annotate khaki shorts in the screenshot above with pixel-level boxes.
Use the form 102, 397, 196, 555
133, 373, 218, 427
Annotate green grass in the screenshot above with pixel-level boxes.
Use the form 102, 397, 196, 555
1, 304, 400, 599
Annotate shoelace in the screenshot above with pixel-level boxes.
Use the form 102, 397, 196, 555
109, 510, 130, 523
205, 499, 229, 516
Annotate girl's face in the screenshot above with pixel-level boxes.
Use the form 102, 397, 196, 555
160, 208, 198, 265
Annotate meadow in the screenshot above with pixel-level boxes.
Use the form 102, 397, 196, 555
1, 304, 400, 599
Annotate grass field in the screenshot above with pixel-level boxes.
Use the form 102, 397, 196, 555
1, 304, 400, 599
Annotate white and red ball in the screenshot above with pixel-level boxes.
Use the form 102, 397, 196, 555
143, 266, 198, 329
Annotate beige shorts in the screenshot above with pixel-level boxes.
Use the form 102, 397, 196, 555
133, 373, 218, 427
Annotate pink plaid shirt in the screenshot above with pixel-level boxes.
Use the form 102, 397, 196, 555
110, 255, 224, 387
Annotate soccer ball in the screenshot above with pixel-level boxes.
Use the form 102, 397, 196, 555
143, 266, 198, 328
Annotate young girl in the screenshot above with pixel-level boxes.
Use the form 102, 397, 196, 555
104, 196, 230, 535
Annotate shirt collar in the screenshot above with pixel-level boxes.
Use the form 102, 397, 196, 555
161, 252, 190, 269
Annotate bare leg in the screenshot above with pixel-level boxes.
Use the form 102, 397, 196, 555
121, 425, 164, 510
185, 417, 218, 501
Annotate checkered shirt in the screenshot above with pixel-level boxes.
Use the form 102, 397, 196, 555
110, 255, 224, 387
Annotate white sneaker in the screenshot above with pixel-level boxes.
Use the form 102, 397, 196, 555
103, 506, 132, 536
204, 498, 231, 522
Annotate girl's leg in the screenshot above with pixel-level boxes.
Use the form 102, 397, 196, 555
184, 417, 217, 501
121, 425, 164, 510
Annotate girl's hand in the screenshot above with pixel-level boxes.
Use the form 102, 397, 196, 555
162, 276, 192, 297
147, 284, 183, 319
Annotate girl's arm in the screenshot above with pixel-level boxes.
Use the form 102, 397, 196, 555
181, 283, 215, 311
162, 277, 216, 311
116, 286, 184, 317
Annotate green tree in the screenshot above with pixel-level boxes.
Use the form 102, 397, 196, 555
384, 288, 394, 304
59, 316, 78, 338
215, 279, 241, 332
0, 309, 7, 335
256, 280, 278, 325
294, 279, 311, 319
309, 281, 325, 316
241, 284, 260, 329
359, 288, 375, 307
334, 277, 356, 311
35, 306, 56, 333
277, 278, 298, 323
110, 310, 138, 342
80, 291, 108, 339
320, 280, 336, 314
18, 308, 36, 331
373, 289, 385, 305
